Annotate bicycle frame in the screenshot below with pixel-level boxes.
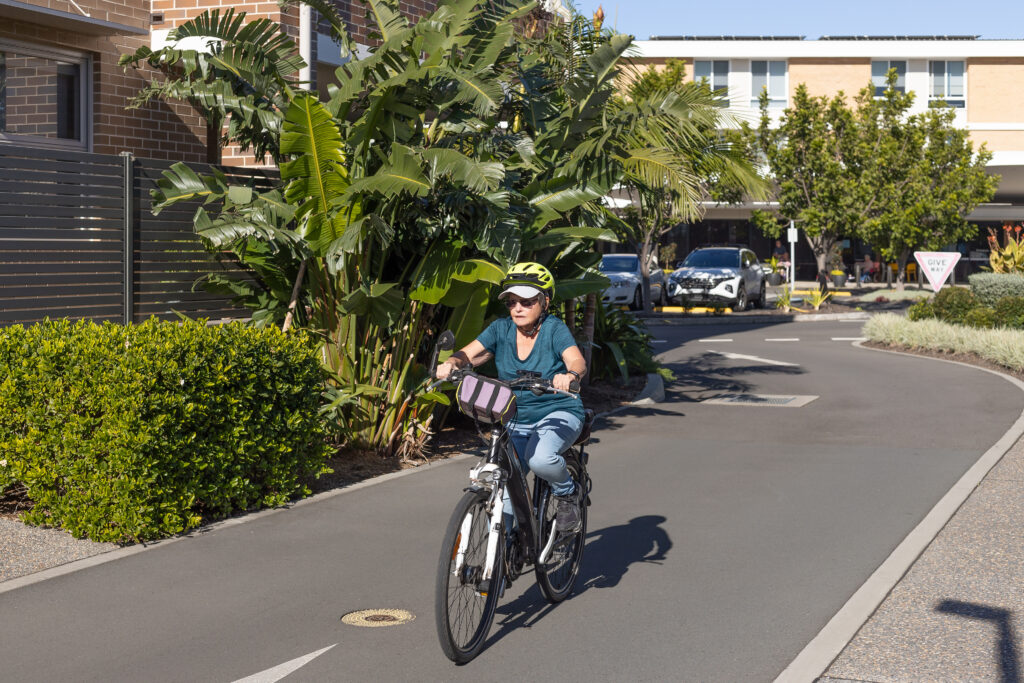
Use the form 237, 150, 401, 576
468, 424, 542, 581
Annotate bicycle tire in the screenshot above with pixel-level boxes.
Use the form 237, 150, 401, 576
534, 458, 587, 603
435, 489, 505, 664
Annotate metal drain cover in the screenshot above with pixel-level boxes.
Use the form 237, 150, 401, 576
702, 393, 818, 408
341, 609, 416, 627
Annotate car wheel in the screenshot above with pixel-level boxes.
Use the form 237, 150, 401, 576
733, 284, 747, 311
756, 280, 767, 308
630, 286, 642, 310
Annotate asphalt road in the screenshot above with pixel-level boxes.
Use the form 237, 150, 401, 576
1, 319, 1021, 682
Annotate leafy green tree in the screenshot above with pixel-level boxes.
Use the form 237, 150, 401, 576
748, 84, 860, 275
613, 64, 765, 310
121, 0, 620, 455
855, 83, 997, 286
748, 72, 997, 285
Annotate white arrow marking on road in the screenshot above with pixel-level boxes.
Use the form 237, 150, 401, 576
832, 337, 867, 341
765, 338, 800, 342
698, 338, 733, 342
709, 351, 798, 367
232, 644, 337, 683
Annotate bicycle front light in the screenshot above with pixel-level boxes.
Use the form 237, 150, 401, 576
470, 463, 503, 487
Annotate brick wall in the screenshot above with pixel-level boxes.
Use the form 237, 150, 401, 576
2, 54, 61, 138
4, 0, 558, 168
1, 13, 208, 162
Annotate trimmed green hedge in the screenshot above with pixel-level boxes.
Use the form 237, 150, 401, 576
0, 319, 330, 543
968, 272, 1024, 306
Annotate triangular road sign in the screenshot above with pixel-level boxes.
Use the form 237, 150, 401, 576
914, 252, 962, 292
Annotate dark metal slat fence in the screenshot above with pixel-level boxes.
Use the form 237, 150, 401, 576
0, 146, 277, 326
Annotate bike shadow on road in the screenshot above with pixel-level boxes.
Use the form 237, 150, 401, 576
487, 515, 672, 647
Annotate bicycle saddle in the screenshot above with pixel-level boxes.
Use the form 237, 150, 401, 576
572, 409, 595, 446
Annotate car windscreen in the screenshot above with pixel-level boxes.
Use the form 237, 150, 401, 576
681, 250, 740, 268
600, 255, 638, 273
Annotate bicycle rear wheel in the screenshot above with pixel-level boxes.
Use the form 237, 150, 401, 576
435, 489, 505, 664
534, 459, 587, 603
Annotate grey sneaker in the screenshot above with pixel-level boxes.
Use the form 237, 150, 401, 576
554, 490, 581, 533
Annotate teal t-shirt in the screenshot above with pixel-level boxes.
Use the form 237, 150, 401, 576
475, 315, 585, 425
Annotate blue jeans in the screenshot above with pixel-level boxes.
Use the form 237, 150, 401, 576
503, 411, 583, 516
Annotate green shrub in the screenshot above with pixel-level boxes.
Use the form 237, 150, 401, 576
968, 273, 1024, 306
0, 319, 330, 543
993, 296, 1024, 329
932, 287, 978, 325
907, 298, 936, 321
964, 307, 997, 329
865, 313, 1024, 371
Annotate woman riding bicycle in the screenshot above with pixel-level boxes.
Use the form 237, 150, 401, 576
435, 262, 587, 532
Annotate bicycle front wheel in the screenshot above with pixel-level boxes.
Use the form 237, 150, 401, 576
435, 489, 505, 664
535, 460, 587, 603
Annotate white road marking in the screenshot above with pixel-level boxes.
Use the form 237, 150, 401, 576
651, 339, 668, 344
709, 351, 799, 367
698, 338, 733, 342
765, 338, 800, 342
832, 337, 867, 341
233, 645, 337, 683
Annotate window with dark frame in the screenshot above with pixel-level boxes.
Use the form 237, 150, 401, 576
871, 60, 906, 96
751, 60, 786, 109
0, 42, 88, 147
929, 60, 965, 108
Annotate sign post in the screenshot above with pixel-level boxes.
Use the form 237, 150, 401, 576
913, 252, 962, 292
788, 222, 798, 296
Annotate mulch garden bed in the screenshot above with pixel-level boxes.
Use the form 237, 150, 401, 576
307, 375, 645, 494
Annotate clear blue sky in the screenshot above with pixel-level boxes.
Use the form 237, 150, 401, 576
568, 0, 1024, 40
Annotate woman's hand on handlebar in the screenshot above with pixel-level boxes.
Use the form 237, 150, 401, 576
435, 359, 458, 380
552, 373, 576, 392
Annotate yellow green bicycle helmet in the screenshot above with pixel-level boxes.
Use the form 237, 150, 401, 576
499, 262, 555, 300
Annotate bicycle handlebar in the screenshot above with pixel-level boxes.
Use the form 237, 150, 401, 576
427, 367, 580, 398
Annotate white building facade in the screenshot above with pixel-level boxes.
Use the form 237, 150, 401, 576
635, 36, 1024, 258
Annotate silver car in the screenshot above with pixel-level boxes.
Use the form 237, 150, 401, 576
600, 253, 666, 309
668, 247, 767, 310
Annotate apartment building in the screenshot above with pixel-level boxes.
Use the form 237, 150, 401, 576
0, 0, 569, 165
635, 36, 1024, 267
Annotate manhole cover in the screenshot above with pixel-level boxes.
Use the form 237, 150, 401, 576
341, 609, 416, 627
702, 394, 818, 408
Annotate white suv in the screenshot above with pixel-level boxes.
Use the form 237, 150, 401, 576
668, 247, 767, 310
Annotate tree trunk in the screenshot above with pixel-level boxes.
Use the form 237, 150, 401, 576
807, 235, 834, 284
639, 235, 653, 312
896, 249, 911, 292
564, 297, 577, 334
282, 260, 308, 332
581, 293, 597, 385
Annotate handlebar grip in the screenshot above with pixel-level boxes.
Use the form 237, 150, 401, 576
569, 379, 581, 393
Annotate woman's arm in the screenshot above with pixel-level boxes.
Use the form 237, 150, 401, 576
553, 345, 587, 391
436, 340, 490, 379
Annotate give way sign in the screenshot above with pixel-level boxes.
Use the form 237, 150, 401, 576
914, 252, 962, 292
